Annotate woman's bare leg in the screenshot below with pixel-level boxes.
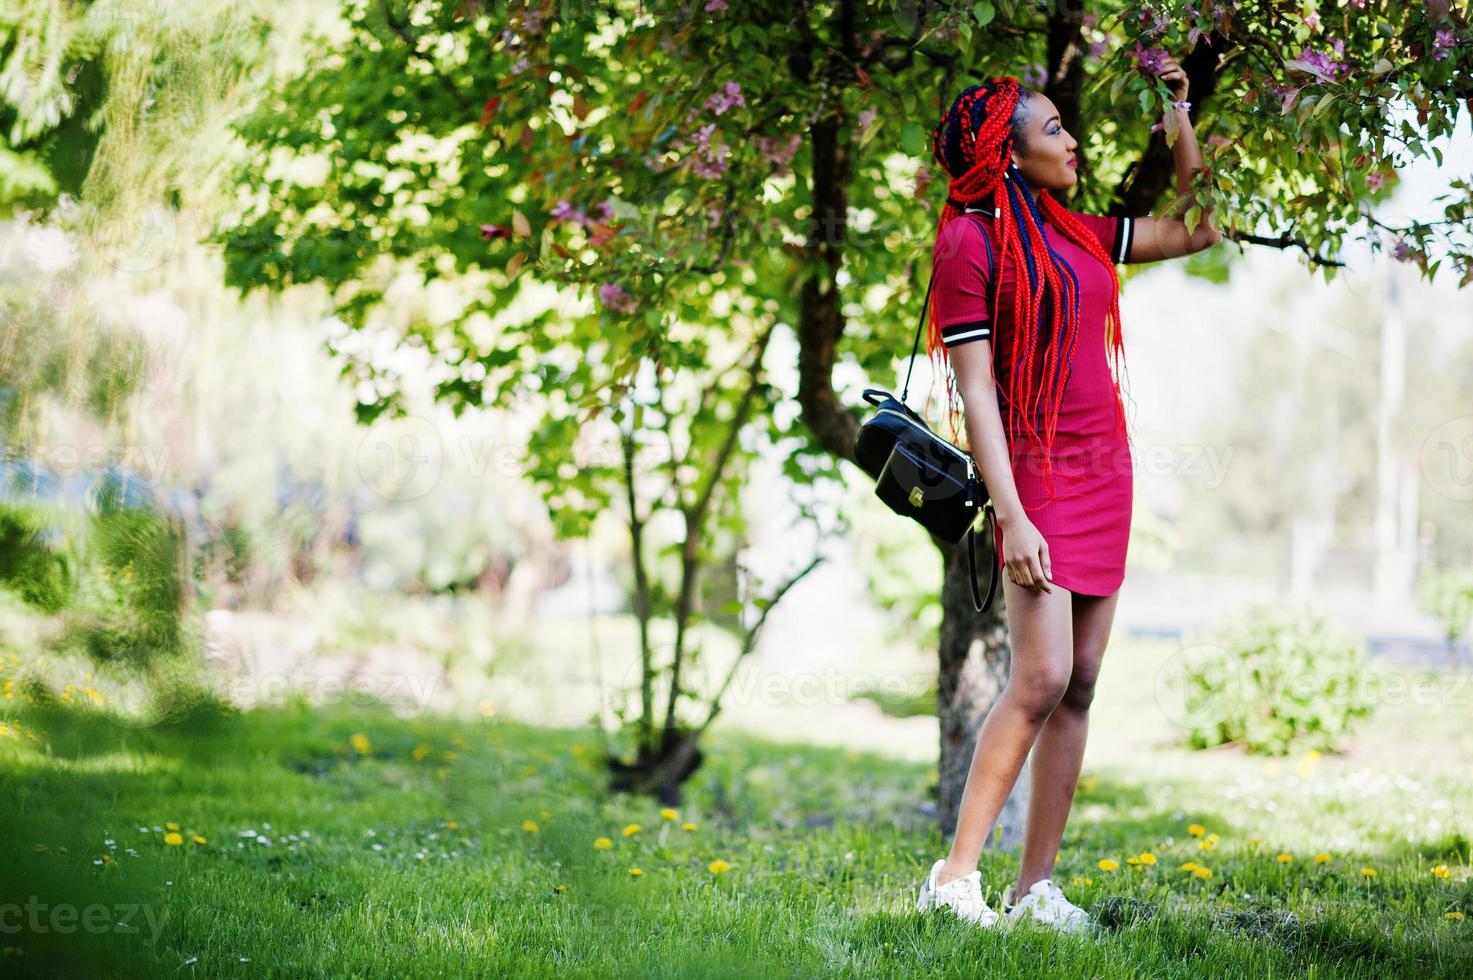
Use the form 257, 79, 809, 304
1013, 587, 1121, 895
935, 576, 1074, 886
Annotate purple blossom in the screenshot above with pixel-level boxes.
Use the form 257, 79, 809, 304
1022, 63, 1048, 88
689, 142, 730, 179
703, 82, 746, 116
1366, 171, 1387, 191
1391, 238, 1411, 262
857, 107, 877, 135
1088, 39, 1108, 59
1128, 42, 1170, 75
510, 57, 530, 75
1434, 29, 1457, 61
755, 134, 800, 164
550, 199, 598, 230
691, 123, 718, 148
592, 199, 615, 223
1273, 84, 1304, 115
1286, 45, 1345, 82
705, 0, 728, 11
599, 282, 637, 314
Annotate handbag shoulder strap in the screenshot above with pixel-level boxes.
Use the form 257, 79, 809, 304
902, 208, 998, 404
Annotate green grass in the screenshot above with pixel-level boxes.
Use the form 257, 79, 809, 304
2, 650, 1472, 977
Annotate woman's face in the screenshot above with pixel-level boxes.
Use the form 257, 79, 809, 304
1010, 95, 1079, 192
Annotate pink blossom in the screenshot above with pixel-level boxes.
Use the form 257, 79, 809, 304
592, 199, 615, 223
857, 107, 877, 135
1366, 171, 1386, 191
1022, 63, 1048, 88
705, 0, 728, 11
1088, 39, 1108, 59
599, 282, 638, 314
510, 57, 530, 75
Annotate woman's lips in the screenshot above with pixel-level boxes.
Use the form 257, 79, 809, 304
1067, 157, 1078, 168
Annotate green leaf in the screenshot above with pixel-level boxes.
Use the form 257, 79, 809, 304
971, 2, 995, 27
900, 122, 927, 156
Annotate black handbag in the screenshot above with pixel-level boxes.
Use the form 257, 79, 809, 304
853, 263, 1000, 613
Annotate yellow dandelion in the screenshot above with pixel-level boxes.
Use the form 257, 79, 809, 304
553, 884, 566, 894
100, 853, 112, 863
1137, 852, 1157, 865
629, 867, 643, 877
192, 835, 207, 844
522, 820, 539, 833
659, 808, 679, 821
1205, 833, 1220, 844
1127, 855, 1142, 865
1445, 911, 1465, 920
350, 733, 372, 755
412, 744, 431, 761
682, 822, 697, 831
1314, 852, 1332, 864
1361, 867, 1377, 877
708, 859, 731, 874
1098, 858, 1120, 872
622, 823, 640, 836
1187, 823, 1206, 837
1193, 866, 1213, 879
447, 821, 459, 830
1179, 862, 1201, 872
594, 837, 613, 850
1199, 839, 1216, 851
165, 822, 180, 831
1432, 865, 1450, 879
163, 832, 183, 846
1276, 853, 1294, 863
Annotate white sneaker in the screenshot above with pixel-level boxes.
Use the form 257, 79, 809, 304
916, 859, 1002, 928
1001, 878, 1094, 933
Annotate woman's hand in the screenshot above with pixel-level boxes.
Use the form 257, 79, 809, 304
1001, 515, 1053, 594
1153, 53, 1190, 103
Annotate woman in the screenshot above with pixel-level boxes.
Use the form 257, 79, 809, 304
912, 61, 1221, 932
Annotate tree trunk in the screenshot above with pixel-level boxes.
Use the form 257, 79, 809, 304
933, 531, 1028, 848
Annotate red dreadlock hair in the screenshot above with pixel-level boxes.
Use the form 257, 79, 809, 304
926, 76, 1132, 501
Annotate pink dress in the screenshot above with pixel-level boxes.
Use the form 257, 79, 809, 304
930, 203, 1137, 597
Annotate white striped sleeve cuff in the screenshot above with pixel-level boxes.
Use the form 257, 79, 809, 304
940, 320, 992, 348
1113, 216, 1135, 264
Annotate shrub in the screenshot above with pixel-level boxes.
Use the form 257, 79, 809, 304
1180, 602, 1374, 755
